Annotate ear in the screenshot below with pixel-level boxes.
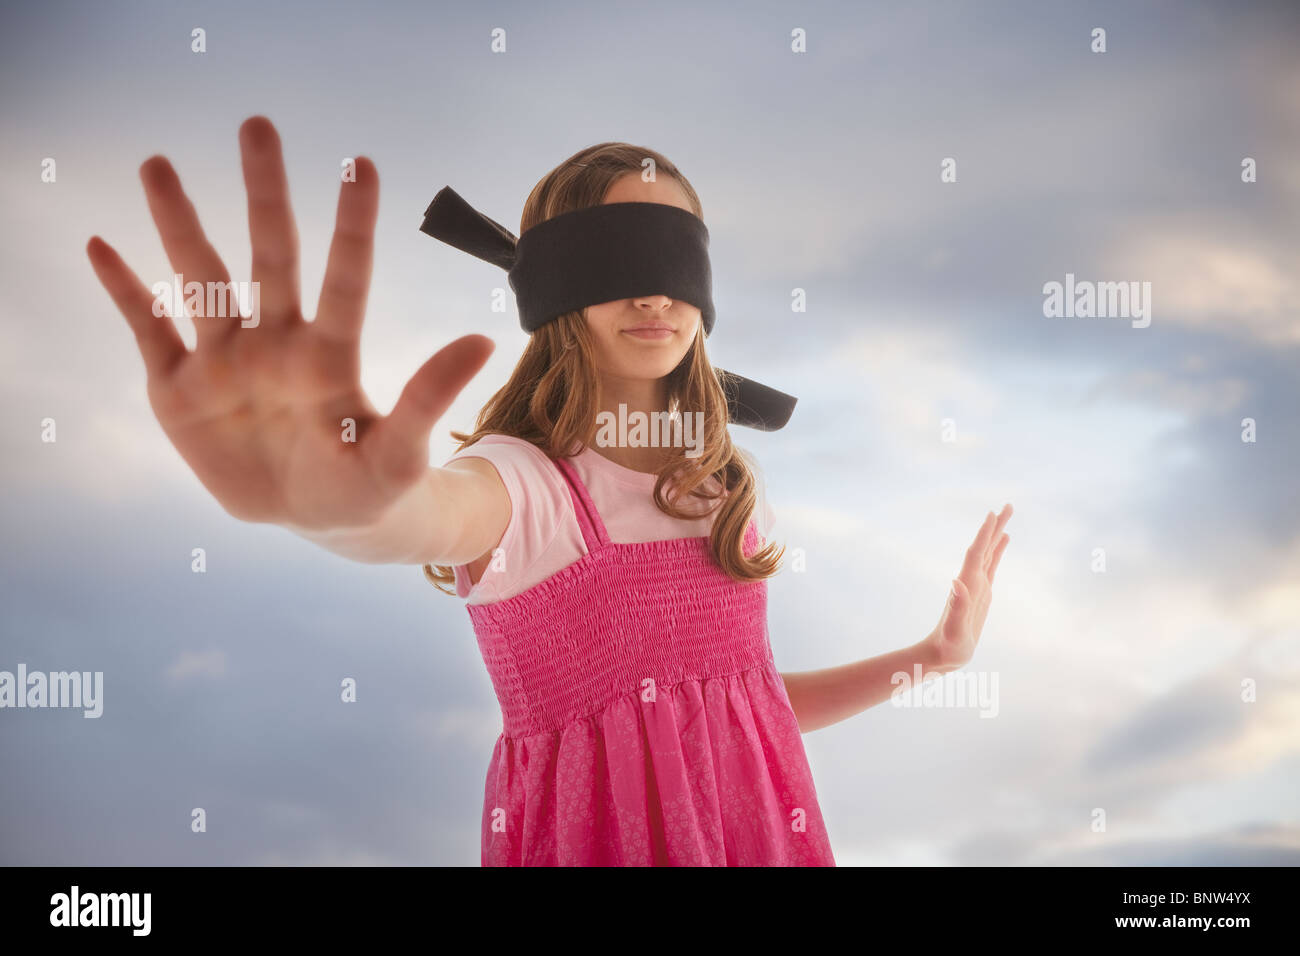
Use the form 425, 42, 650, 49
420, 186, 519, 271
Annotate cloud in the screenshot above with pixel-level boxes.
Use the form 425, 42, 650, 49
166, 649, 227, 682
249, 840, 406, 867
1102, 228, 1300, 345
952, 822, 1300, 867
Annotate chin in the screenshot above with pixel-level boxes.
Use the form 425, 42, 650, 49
611, 354, 686, 380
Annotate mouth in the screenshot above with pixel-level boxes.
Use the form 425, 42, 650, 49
621, 324, 675, 339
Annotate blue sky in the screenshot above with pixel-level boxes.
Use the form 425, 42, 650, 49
2, 0, 1297, 865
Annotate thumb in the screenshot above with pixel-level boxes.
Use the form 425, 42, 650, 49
947, 577, 968, 614
368, 334, 494, 487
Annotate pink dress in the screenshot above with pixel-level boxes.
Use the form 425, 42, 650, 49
463, 450, 836, 866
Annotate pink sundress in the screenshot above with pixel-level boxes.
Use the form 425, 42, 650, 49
467, 453, 835, 865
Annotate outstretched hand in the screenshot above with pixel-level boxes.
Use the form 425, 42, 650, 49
86, 116, 494, 531
922, 504, 1012, 672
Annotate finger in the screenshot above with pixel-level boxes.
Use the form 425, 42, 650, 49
314, 156, 378, 342
139, 156, 236, 348
983, 503, 1013, 564
87, 236, 187, 378
984, 517, 1009, 571
962, 511, 997, 577
367, 335, 496, 488
240, 116, 300, 325
987, 532, 1009, 582
951, 576, 970, 607
943, 577, 970, 636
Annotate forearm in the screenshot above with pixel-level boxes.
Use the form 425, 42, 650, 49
283, 467, 449, 565
780, 637, 955, 733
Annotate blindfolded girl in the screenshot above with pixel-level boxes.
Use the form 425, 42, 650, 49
87, 115, 1011, 866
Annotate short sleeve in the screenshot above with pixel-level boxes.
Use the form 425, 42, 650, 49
442, 435, 571, 601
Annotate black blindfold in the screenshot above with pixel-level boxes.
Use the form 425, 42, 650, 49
420, 185, 796, 431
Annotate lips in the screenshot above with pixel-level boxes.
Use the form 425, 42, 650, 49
621, 324, 675, 339
623, 323, 673, 333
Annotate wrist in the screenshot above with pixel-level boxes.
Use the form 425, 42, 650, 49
913, 632, 962, 675
283, 469, 438, 559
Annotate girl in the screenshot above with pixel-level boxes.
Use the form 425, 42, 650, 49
86, 115, 1012, 866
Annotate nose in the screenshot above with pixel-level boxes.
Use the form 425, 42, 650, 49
632, 294, 673, 311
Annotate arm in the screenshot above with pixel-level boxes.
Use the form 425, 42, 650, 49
284, 457, 510, 566
781, 639, 954, 734
779, 504, 1013, 733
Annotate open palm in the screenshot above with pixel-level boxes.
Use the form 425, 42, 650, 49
86, 116, 494, 530
926, 504, 1013, 671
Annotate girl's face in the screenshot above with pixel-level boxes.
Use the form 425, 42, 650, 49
582, 173, 702, 387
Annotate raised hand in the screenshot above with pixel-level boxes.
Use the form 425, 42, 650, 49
87, 116, 494, 531
923, 504, 1012, 671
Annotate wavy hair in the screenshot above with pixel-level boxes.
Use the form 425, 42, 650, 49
423, 142, 783, 592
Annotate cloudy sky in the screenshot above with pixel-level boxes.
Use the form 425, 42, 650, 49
2, 0, 1297, 866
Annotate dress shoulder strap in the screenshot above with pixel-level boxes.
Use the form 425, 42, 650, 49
552, 454, 612, 552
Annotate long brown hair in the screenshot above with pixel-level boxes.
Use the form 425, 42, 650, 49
423, 142, 784, 592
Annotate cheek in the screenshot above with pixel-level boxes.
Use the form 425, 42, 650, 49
583, 303, 620, 337
675, 309, 702, 344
